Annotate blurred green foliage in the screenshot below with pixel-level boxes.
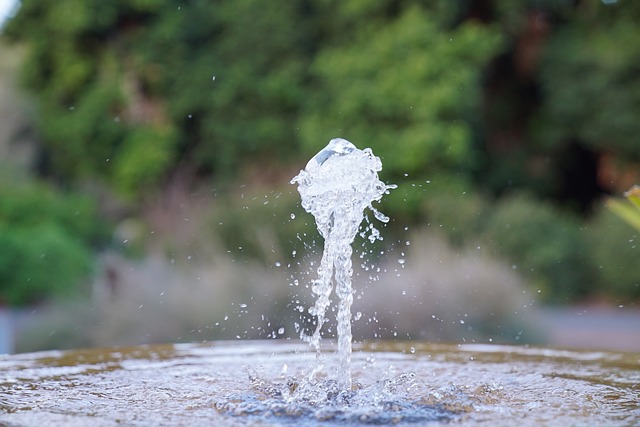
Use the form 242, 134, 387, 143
2, 0, 640, 305
299, 5, 503, 179
424, 189, 640, 304
210, 189, 310, 265
535, 1, 640, 160
482, 193, 594, 303
0, 182, 108, 305
607, 186, 640, 232
587, 206, 640, 301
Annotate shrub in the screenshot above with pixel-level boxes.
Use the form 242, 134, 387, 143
586, 206, 640, 301
210, 187, 313, 264
421, 182, 488, 247
481, 193, 594, 303
0, 223, 92, 305
0, 182, 105, 306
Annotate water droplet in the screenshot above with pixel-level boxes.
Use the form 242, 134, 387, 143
278, 327, 285, 335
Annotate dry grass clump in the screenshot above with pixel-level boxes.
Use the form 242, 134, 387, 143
351, 230, 542, 344
16, 251, 293, 352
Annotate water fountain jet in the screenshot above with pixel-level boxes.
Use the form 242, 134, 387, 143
291, 138, 395, 390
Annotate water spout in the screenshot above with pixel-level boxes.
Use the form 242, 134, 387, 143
291, 138, 394, 390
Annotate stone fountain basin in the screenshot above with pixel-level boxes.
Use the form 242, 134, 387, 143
1, 340, 638, 426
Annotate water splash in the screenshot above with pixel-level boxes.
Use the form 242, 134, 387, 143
291, 138, 395, 390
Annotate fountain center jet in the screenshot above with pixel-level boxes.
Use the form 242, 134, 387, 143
291, 138, 394, 390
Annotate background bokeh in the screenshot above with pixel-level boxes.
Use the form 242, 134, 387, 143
0, 0, 638, 354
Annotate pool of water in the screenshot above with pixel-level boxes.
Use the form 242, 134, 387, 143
1, 340, 638, 426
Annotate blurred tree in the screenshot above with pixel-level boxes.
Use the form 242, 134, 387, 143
4, 0, 312, 195
134, 0, 312, 179
4, 0, 640, 306
299, 3, 503, 181
534, 0, 640, 193
4, 0, 161, 194
478, 0, 640, 209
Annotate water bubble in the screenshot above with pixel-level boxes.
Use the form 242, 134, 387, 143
278, 327, 285, 335
290, 213, 296, 219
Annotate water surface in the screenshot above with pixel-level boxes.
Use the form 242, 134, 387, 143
1, 341, 638, 426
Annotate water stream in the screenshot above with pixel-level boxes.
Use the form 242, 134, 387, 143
291, 138, 394, 390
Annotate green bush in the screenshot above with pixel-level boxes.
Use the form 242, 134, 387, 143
113, 125, 178, 197
0, 224, 92, 306
299, 5, 503, 180
421, 180, 488, 246
481, 193, 594, 303
0, 182, 106, 306
209, 188, 311, 264
586, 207, 640, 300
